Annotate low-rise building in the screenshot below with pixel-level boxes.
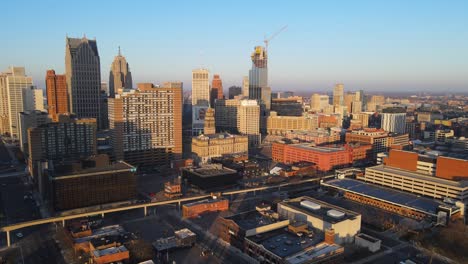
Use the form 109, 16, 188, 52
277, 197, 361, 244
362, 165, 468, 201
322, 178, 462, 224
191, 133, 248, 164
182, 164, 241, 190
182, 197, 228, 218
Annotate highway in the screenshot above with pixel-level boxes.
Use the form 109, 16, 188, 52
0, 175, 333, 247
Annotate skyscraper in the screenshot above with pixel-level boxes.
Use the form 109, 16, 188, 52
28, 114, 97, 179
109, 82, 182, 167
23, 86, 44, 112
228, 86, 242, 99
191, 69, 210, 106
0, 67, 33, 138
109, 47, 132, 97
210, 74, 223, 106
248, 46, 270, 110
46, 70, 69, 121
0, 73, 10, 134
238, 99, 261, 147
192, 69, 210, 136
65, 36, 101, 127
333, 84, 344, 107
381, 113, 407, 134
242, 76, 249, 97
310, 94, 330, 112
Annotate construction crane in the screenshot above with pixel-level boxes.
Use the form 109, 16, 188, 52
264, 25, 288, 52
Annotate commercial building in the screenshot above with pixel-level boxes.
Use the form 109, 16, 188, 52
310, 94, 330, 112
322, 178, 462, 224
242, 76, 249, 97
214, 98, 240, 133
383, 149, 468, 181
272, 142, 371, 172
284, 129, 341, 145
91, 245, 129, 264
203, 107, 216, 135
46, 70, 69, 121
248, 46, 270, 110
362, 165, 468, 201
381, 113, 406, 134
182, 197, 228, 218
267, 112, 316, 135
345, 129, 409, 157
182, 164, 241, 190
245, 226, 344, 264
18, 110, 50, 155
44, 154, 136, 211
22, 86, 44, 111
216, 209, 286, 247
228, 86, 242, 99
192, 68, 210, 107
216, 208, 344, 264
366, 95, 385, 112
210, 74, 223, 106
238, 99, 261, 147
271, 97, 303, 116
108, 82, 182, 167
277, 197, 361, 244
332, 84, 344, 107
0, 67, 33, 138
28, 115, 97, 179
191, 133, 248, 164
108, 47, 132, 97
153, 228, 196, 252
66, 37, 102, 127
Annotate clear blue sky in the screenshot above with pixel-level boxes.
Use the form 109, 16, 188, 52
1, 0, 467, 94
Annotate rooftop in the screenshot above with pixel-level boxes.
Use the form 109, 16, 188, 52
366, 165, 468, 188
285, 243, 343, 264
291, 144, 346, 153
92, 245, 127, 258
279, 197, 360, 224
51, 161, 135, 180
225, 210, 277, 231
183, 198, 227, 208
322, 178, 457, 215
184, 164, 237, 178
247, 227, 325, 259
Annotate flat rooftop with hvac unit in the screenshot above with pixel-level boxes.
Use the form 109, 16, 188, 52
277, 197, 361, 244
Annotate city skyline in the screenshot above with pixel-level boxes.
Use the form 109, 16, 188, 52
1, 1, 467, 93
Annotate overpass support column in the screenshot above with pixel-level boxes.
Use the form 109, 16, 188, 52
254, 190, 256, 196
144, 206, 147, 216
101, 213, 104, 218
178, 201, 181, 211
62, 219, 65, 227
6, 231, 10, 247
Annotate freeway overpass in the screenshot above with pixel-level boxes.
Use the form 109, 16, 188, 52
1, 175, 333, 247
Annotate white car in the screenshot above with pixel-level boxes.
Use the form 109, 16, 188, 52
16, 232, 23, 238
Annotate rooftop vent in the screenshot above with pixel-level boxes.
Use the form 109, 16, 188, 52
327, 209, 345, 219
300, 200, 321, 210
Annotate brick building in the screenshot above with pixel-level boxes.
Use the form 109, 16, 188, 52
272, 142, 372, 172
182, 197, 228, 218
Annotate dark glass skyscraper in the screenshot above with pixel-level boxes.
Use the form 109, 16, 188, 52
65, 36, 102, 128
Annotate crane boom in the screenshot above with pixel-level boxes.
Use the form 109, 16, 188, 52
264, 25, 288, 51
